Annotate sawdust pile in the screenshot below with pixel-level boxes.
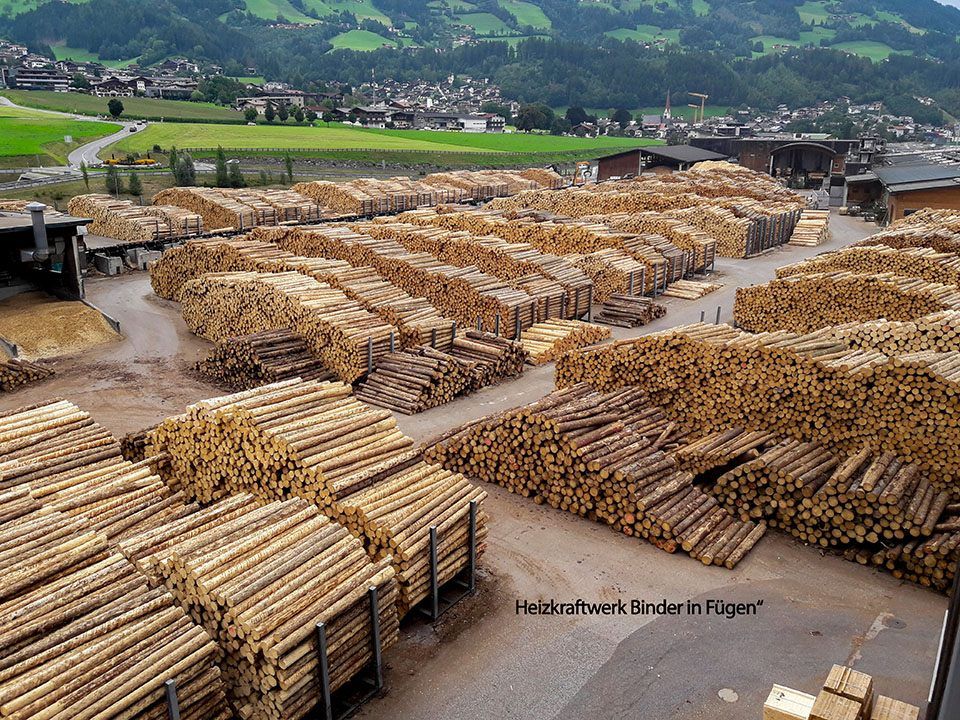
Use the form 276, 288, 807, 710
0, 292, 121, 359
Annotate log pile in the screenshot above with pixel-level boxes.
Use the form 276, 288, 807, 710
594, 294, 667, 327
520, 319, 611, 365
447, 330, 527, 389
0, 355, 53, 391
0, 501, 231, 720
787, 209, 830, 247
661, 278, 723, 299
68, 194, 204, 242
565, 248, 647, 301
0, 399, 194, 542
179, 271, 395, 382
555, 323, 960, 488
355, 346, 475, 414
153, 188, 270, 231
147, 380, 487, 611
666, 205, 755, 258
196, 328, 335, 389
117, 494, 399, 720
777, 246, 960, 287
584, 211, 717, 273
833, 310, 960, 355
855, 226, 960, 255
734, 271, 960, 333
266, 225, 540, 335
423, 383, 765, 567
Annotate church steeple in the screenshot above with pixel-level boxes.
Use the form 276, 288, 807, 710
663, 90, 672, 120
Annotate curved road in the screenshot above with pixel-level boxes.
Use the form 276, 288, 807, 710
0, 95, 140, 167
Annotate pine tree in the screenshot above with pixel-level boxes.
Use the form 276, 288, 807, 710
105, 165, 123, 195
284, 153, 294, 183
228, 162, 244, 188
80, 161, 89, 190
128, 171, 142, 197
215, 146, 229, 187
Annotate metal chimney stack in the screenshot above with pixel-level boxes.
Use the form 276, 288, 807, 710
25, 201, 50, 259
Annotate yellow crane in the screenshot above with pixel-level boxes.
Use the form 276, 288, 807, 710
688, 92, 709, 122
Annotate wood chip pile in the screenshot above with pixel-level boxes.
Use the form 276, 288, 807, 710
520, 319, 611, 365
0, 399, 194, 542
777, 246, 960, 286
734, 271, 960, 333
661, 278, 723, 299
832, 310, 960, 355
0, 497, 231, 720
0, 355, 52, 391
556, 323, 960, 488
118, 494, 399, 720
788, 209, 830, 247
68, 194, 204, 243
594, 294, 667, 327
179, 271, 395, 382
266, 225, 541, 335
147, 379, 487, 612
196, 327, 335, 389
424, 382, 766, 567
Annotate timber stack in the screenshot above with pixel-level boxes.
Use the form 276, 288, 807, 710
565, 248, 648, 301
118, 494, 399, 720
154, 188, 266, 231
833, 310, 960, 355
0, 399, 194, 541
424, 383, 765, 567
69, 194, 204, 242
777, 245, 960, 287
855, 225, 960, 255
355, 345, 475, 414
147, 379, 488, 613
0, 355, 52, 391
661, 279, 723, 300
447, 330, 527, 389
178, 271, 395, 382
555, 323, 960, 486
587, 211, 717, 273
787, 209, 830, 247
196, 328, 335, 389
734, 271, 960, 333
520, 319, 611, 365
0, 495, 231, 719
594, 294, 667, 327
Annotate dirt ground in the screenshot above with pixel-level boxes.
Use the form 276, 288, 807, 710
0, 211, 947, 720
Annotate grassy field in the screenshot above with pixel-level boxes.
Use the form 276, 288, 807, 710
498, 0, 550, 29
0, 105, 119, 167
830, 40, 906, 61
0, 90, 244, 122
606, 24, 680, 44
330, 29, 397, 50
458, 12, 516, 36
324, 0, 390, 24
51, 43, 137, 68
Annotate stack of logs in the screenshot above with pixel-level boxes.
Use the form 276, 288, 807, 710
734, 271, 960, 333
594, 294, 667, 327
555, 323, 960, 486
787, 209, 830, 247
196, 328, 334, 389
520, 319, 611, 365
424, 383, 765, 567
355, 345, 475, 414
777, 246, 960, 287
146, 379, 487, 613
0, 489, 231, 719
832, 310, 960, 355
179, 270, 395, 382
565, 248, 648, 301
68, 194, 204, 242
661, 279, 723, 300
118, 494, 399, 719
0, 355, 53, 391
447, 330, 527, 389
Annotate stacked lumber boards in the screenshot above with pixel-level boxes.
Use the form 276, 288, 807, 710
148, 379, 488, 612
661, 278, 723, 299
355, 345, 475, 414
0, 399, 194, 542
0, 355, 52, 391
833, 310, 960, 355
787, 209, 830, 247
765, 665, 920, 720
520, 319, 611, 365
585, 211, 717, 273
196, 328, 335, 389
396, 206, 670, 295
0, 499, 231, 720
594, 294, 667, 327
734, 271, 960, 333
555, 323, 960, 487
264, 225, 541, 335
777, 246, 960, 287
355, 221, 576, 321
117, 494, 400, 720
564, 248, 647, 301
68, 194, 204, 242
424, 383, 765, 566
179, 271, 395, 382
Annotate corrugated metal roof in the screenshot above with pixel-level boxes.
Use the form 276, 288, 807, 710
639, 145, 729, 163
874, 163, 960, 191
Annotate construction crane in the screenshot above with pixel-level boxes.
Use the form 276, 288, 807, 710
689, 92, 709, 122
687, 104, 701, 123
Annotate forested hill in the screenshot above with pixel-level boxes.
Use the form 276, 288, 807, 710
3, 0, 960, 118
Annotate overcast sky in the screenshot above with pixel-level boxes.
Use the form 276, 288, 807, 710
937, 0, 960, 8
